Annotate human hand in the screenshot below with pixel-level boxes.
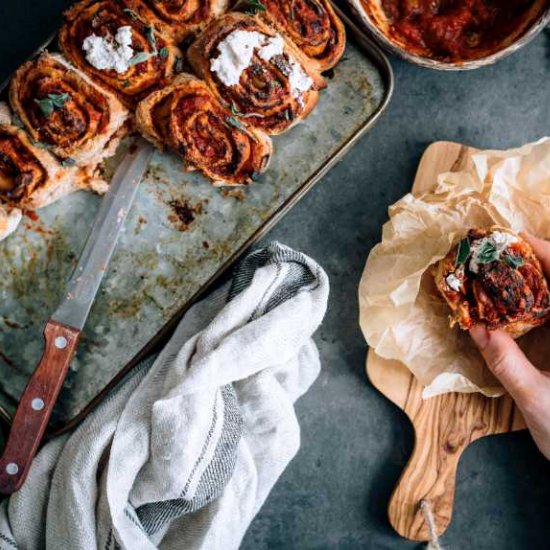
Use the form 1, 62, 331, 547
470, 233, 550, 460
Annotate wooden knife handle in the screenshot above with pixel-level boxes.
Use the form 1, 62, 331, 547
0, 320, 80, 494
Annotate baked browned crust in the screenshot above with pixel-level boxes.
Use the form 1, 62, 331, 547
136, 73, 272, 185
9, 53, 129, 165
433, 226, 550, 337
0, 120, 105, 210
59, 0, 182, 107
121, 0, 230, 43
241, 0, 346, 72
187, 12, 325, 135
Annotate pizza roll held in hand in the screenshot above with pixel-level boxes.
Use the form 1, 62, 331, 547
433, 226, 550, 337
240, 0, 346, 72
59, 0, 182, 106
137, 73, 272, 185
187, 12, 325, 135
120, 0, 230, 43
9, 53, 129, 166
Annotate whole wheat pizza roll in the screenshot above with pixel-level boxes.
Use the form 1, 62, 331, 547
0, 120, 105, 211
0, 104, 108, 241
433, 226, 550, 337
187, 13, 325, 135
9, 53, 129, 166
59, 0, 182, 106
239, 0, 346, 72
120, 0, 230, 43
137, 73, 272, 185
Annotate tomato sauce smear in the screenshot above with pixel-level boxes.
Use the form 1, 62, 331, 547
381, 0, 537, 61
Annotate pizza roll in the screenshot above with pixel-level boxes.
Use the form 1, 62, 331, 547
137, 73, 272, 185
434, 227, 550, 337
0, 109, 107, 241
187, 12, 325, 135
120, 0, 230, 43
9, 53, 129, 166
240, 0, 346, 72
59, 0, 182, 106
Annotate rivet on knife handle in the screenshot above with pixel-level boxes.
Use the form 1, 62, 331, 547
0, 320, 80, 494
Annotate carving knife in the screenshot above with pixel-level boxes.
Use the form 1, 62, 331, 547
0, 138, 154, 494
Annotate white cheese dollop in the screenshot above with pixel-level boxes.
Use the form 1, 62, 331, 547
210, 30, 313, 97
82, 26, 134, 74
469, 231, 519, 274
445, 273, 462, 292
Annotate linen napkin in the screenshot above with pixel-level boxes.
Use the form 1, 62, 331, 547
0, 242, 329, 549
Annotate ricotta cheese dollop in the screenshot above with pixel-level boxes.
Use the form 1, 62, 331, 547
210, 30, 313, 97
82, 26, 134, 74
445, 273, 462, 292
469, 231, 518, 274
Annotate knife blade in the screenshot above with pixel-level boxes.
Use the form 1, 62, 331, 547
0, 138, 154, 494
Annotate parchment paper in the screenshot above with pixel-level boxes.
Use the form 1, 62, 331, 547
359, 138, 550, 398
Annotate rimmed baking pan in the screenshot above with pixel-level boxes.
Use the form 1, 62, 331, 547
0, 6, 394, 434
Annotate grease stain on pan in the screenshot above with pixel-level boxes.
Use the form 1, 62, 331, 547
0, 37, 387, 424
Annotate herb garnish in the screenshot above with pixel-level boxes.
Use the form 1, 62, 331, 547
245, 0, 266, 14
229, 103, 265, 119
226, 116, 246, 131
129, 51, 153, 66
504, 254, 524, 269
476, 240, 499, 265
122, 79, 131, 87
123, 8, 139, 20
34, 93, 70, 118
159, 47, 169, 58
146, 25, 157, 48
61, 158, 76, 167
455, 237, 470, 266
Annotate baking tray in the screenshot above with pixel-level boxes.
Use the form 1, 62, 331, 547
0, 7, 393, 432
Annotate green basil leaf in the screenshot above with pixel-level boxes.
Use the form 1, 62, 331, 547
226, 116, 246, 131
48, 93, 70, 108
34, 98, 54, 118
504, 254, 524, 269
477, 241, 499, 264
455, 238, 470, 266
129, 51, 152, 66
245, 0, 266, 14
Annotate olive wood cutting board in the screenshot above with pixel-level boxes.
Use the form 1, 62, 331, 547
366, 141, 527, 542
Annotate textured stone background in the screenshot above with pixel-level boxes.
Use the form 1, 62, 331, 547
1, 2, 550, 548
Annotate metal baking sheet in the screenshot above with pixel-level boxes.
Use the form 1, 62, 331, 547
0, 10, 393, 429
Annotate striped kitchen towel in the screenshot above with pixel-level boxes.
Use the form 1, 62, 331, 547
0, 242, 329, 550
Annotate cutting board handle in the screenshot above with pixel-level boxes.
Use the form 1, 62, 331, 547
384, 385, 522, 541
387, 391, 469, 541
0, 320, 80, 494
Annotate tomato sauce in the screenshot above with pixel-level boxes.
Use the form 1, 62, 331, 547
381, 0, 537, 61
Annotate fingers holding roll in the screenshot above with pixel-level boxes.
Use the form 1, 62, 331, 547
470, 325, 543, 406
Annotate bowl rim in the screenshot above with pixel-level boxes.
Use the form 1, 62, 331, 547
347, 0, 550, 71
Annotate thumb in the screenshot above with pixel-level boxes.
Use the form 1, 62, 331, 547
470, 324, 541, 405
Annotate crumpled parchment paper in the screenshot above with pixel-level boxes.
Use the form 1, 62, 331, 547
359, 138, 550, 398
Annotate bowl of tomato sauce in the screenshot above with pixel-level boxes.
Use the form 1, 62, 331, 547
348, 0, 550, 69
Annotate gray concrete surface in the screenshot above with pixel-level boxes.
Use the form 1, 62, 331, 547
1, 2, 550, 549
